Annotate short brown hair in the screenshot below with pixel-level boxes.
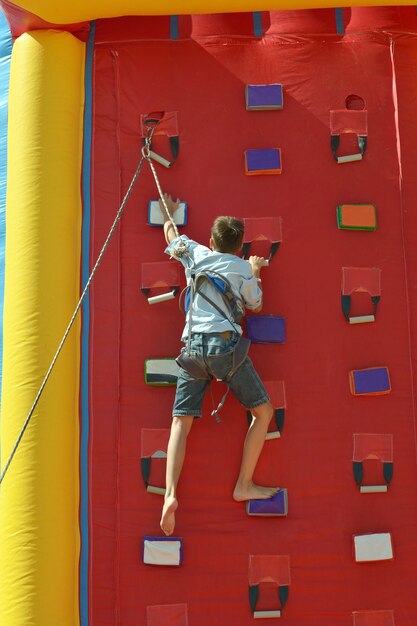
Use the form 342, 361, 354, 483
211, 216, 244, 253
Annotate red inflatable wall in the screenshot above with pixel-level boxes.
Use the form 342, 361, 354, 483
88, 9, 417, 625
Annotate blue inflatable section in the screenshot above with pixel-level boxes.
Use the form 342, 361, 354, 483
0, 11, 11, 393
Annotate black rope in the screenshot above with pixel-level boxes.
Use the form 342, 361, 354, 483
0, 153, 147, 485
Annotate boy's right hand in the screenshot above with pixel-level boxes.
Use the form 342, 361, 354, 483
159, 193, 180, 222
249, 255, 266, 278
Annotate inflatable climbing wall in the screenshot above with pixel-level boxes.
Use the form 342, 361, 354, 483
2, 4, 417, 626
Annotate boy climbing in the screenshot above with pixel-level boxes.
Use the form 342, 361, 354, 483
159, 193, 278, 536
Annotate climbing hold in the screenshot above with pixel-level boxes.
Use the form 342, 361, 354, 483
247, 489, 288, 517
144, 359, 180, 386
141, 429, 170, 496
246, 83, 283, 110
244, 149, 282, 175
141, 261, 181, 304
330, 105, 367, 163
353, 433, 393, 493
141, 111, 179, 168
148, 200, 187, 226
248, 554, 290, 618
349, 367, 391, 396
337, 204, 377, 231
242, 217, 282, 262
246, 315, 285, 344
353, 532, 393, 562
341, 266, 381, 324
143, 536, 184, 566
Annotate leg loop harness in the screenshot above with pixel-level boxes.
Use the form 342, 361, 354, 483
176, 270, 251, 421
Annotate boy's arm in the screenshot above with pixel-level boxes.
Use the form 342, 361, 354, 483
164, 219, 177, 245
248, 256, 265, 313
159, 193, 181, 244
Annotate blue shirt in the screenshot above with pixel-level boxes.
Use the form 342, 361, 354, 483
165, 235, 262, 339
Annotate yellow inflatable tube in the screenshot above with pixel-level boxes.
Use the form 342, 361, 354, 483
0, 31, 84, 626
4, 0, 417, 24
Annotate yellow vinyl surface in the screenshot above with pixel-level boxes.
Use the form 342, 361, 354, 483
4, 0, 416, 24
0, 30, 84, 626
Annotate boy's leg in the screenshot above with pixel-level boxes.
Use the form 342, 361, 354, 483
160, 415, 194, 536
161, 338, 208, 536
233, 400, 279, 501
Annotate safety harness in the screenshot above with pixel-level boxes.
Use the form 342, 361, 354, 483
176, 267, 251, 421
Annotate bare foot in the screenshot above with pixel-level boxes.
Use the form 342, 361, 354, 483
160, 495, 178, 536
233, 481, 280, 502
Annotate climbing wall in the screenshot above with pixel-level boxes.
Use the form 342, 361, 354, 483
87, 9, 417, 625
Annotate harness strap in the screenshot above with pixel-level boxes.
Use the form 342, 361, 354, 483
182, 271, 242, 356
211, 384, 230, 423
196, 287, 240, 334
177, 270, 251, 421
211, 334, 251, 416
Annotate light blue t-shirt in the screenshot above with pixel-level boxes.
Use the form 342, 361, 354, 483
165, 235, 262, 339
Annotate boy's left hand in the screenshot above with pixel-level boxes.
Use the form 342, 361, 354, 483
249, 255, 266, 278
159, 193, 180, 223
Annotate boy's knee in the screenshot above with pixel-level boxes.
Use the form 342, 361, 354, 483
264, 402, 274, 424
250, 401, 274, 424
172, 415, 194, 435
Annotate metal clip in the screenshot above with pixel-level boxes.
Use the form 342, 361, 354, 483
141, 118, 158, 159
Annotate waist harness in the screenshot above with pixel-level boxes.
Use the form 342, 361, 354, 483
176, 269, 251, 420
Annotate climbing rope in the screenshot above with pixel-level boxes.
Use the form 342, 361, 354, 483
0, 122, 178, 485
143, 141, 188, 261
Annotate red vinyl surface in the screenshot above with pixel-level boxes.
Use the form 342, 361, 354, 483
352, 609, 395, 626
141, 261, 181, 291
147, 603, 188, 626
141, 429, 170, 459
342, 267, 381, 296
88, 11, 417, 625
352, 433, 394, 463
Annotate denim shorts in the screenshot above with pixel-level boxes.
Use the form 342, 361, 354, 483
173, 332, 270, 418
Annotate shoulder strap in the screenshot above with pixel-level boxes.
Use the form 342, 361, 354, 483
197, 288, 240, 334
195, 273, 241, 328
183, 270, 241, 354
